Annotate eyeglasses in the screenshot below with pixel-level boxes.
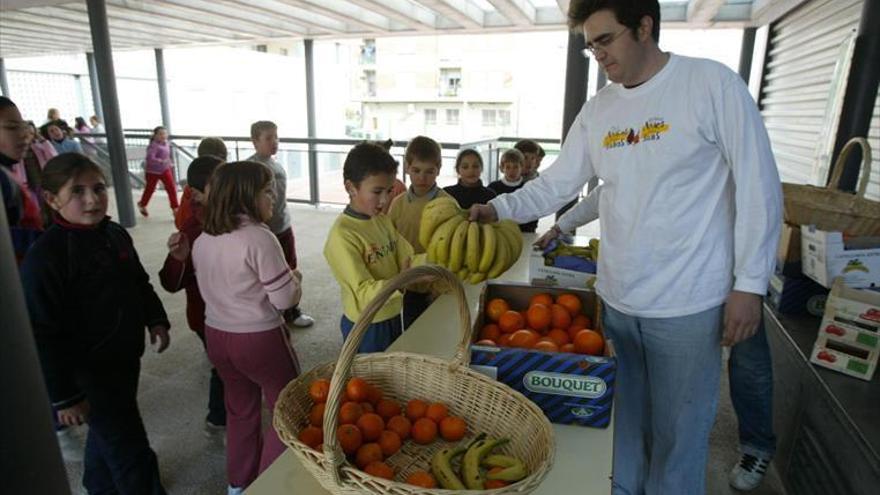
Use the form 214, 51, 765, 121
582, 27, 630, 57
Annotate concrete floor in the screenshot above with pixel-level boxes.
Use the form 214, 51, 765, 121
60, 194, 786, 494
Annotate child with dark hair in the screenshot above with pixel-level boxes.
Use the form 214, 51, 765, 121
138, 126, 179, 217
443, 149, 496, 209
514, 139, 541, 182
175, 137, 228, 230
324, 143, 415, 352
192, 161, 303, 494
159, 155, 226, 434
20, 153, 170, 494
41, 119, 83, 155
488, 148, 537, 232
1, 97, 44, 262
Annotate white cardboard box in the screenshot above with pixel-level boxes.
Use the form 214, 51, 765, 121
801, 226, 880, 288
529, 245, 597, 289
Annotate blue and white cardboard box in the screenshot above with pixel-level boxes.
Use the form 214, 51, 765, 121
469, 282, 616, 428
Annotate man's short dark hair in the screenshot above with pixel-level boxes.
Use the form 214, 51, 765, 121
514, 139, 540, 155
568, 0, 660, 43
404, 135, 442, 167
187, 155, 223, 192
344, 142, 398, 185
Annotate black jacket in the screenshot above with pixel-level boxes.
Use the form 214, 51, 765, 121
20, 216, 169, 408
487, 180, 538, 233
443, 180, 497, 210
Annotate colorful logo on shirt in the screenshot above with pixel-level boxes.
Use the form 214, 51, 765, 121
602, 118, 670, 149
365, 240, 397, 265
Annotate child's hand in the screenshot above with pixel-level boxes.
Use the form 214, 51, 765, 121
58, 400, 90, 426
535, 225, 562, 249
469, 203, 498, 223
149, 325, 170, 353
167, 232, 190, 261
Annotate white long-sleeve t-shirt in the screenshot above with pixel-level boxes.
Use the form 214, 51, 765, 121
557, 184, 603, 233
492, 54, 782, 318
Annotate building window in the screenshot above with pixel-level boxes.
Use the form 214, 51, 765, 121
425, 109, 437, 125
481, 109, 496, 126
446, 108, 460, 125
440, 68, 461, 97
498, 109, 511, 126
360, 39, 376, 64
363, 70, 376, 97
256, 44, 267, 53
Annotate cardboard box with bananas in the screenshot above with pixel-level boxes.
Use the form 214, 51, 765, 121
469, 282, 616, 428
810, 278, 880, 381
529, 237, 598, 289
801, 226, 880, 288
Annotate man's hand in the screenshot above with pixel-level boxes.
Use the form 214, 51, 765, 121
166, 232, 190, 262
468, 203, 498, 223
58, 400, 90, 426
723, 291, 762, 346
535, 225, 562, 249
149, 325, 170, 353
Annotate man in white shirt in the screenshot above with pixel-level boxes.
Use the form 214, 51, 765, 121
470, 1, 782, 493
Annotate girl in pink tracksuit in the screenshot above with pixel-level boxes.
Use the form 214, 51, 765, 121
138, 126, 179, 217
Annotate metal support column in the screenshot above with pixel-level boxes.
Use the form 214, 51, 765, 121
738, 27, 757, 83
304, 39, 319, 205
0, 57, 9, 97
86, 52, 104, 122
556, 32, 590, 221
1, 197, 72, 494
833, 0, 880, 192
87, 0, 135, 227
154, 48, 171, 133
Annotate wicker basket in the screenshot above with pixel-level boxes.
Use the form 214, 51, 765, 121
274, 265, 555, 494
783, 137, 879, 235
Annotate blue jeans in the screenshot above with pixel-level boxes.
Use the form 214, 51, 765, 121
340, 314, 402, 353
603, 303, 723, 495
729, 319, 776, 458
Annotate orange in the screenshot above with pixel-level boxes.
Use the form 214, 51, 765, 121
560, 343, 576, 353
386, 415, 411, 441
573, 329, 604, 356
346, 377, 370, 402
338, 401, 363, 425
309, 402, 326, 427
364, 461, 394, 480
355, 442, 383, 469
509, 329, 539, 349
551, 304, 572, 329
567, 324, 586, 342
533, 339, 559, 353
498, 333, 513, 347
405, 470, 437, 488
376, 399, 402, 420
336, 424, 363, 455
485, 468, 509, 488
377, 430, 402, 456
308, 378, 331, 404
297, 425, 323, 449
360, 402, 375, 414
485, 298, 510, 322
356, 412, 385, 442
498, 310, 525, 334
556, 293, 583, 316
425, 402, 449, 424
547, 328, 570, 347
366, 383, 384, 405
526, 303, 552, 332
411, 417, 438, 444
479, 323, 502, 342
405, 399, 428, 422
475, 338, 498, 346
439, 415, 467, 441
529, 293, 554, 308
572, 314, 592, 330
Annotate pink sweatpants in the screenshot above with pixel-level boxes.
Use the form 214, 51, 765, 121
205, 325, 300, 489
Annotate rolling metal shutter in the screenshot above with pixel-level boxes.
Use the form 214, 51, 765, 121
760, 0, 863, 186
869, 92, 880, 200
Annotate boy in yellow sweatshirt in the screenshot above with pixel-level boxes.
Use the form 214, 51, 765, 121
387, 136, 451, 328
324, 143, 414, 352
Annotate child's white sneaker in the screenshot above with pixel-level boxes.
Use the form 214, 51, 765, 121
227, 486, 244, 495
56, 427, 84, 462
729, 453, 771, 491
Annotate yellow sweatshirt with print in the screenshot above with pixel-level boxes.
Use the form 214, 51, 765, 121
388, 185, 451, 254
324, 207, 415, 323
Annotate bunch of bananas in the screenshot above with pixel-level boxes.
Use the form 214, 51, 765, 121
430, 433, 528, 489
419, 198, 523, 284
543, 237, 600, 266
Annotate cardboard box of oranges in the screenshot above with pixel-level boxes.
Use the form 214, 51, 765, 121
468, 281, 616, 428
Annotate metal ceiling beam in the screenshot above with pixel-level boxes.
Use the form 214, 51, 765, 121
286, 0, 393, 32
153, 0, 307, 37
346, 0, 435, 31
104, 0, 270, 39
74, 3, 233, 41
217, 0, 344, 35
686, 0, 726, 24
487, 0, 535, 26
415, 0, 485, 29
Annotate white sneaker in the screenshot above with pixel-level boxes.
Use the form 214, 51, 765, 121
56, 427, 84, 462
729, 453, 771, 491
203, 419, 226, 437
291, 313, 315, 328
227, 486, 244, 495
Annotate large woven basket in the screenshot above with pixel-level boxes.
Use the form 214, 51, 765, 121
274, 265, 555, 494
783, 137, 879, 235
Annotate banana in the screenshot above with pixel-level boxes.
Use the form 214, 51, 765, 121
487, 227, 511, 279
482, 454, 521, 468
431, 214, 465, 265
466, 221, 481, 272
462, 436, 510, 489
457, 268, 470, 281
485, 456, 528, 483
447, 219, 470, 272
478, 223, 496, 273
498, 220, 523, 255
430, 446, 467, 490
468, 272, 487, 285
419, 198, 461, 248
